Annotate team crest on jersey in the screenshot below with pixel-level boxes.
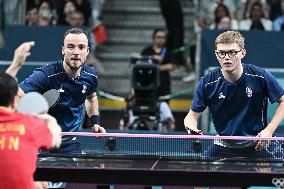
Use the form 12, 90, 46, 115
82, 84, 87, 94
58, 87, 64, 93
218, 92, 225, 99
246, 87, 253, 97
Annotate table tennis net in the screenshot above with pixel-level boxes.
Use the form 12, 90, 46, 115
39, 133, 284, 162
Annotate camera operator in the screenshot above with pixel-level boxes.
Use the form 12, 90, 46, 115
141, 28, 175, 98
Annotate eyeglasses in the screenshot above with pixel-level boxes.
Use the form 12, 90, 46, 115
215, 50, 242, 59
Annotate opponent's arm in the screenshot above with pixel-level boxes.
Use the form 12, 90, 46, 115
184, 110, 202, 134
5, 41, 35, 77
17, 87, 26, 97
35, 114, 62, 148
85, 92, 106, 133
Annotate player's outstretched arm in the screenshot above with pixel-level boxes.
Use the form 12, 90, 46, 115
5, 41, 35, 77
266, 95, 284, 134
17, 87, 26, 97
85, 92, 106, 133
36, 114, 62, 148
256, 95, 284, 150
184, 110, 202, 134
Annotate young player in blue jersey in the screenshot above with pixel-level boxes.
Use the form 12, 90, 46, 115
184, 31, 284, 159
15, 28, 105, 153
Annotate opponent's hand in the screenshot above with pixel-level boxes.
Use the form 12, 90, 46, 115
35, 114, 62, 148
34, 181, 48, 189
92, 124, 106, 133
6, 41, 35, 77
13, 41, 35, 67
255, 128, 273, 151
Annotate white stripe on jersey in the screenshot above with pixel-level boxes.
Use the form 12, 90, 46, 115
204, 77, 222, 87
83, 71, 98, 78
244, 73, 264, 79
47, 72, 64, 78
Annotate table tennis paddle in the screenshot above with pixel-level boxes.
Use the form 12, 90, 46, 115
17, 92, 49, 114
42, 89, 60, 109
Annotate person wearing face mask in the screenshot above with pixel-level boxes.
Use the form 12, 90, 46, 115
16, 28, 106, 153
37, 0, 57, 26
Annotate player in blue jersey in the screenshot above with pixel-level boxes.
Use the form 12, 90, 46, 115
16, 28, 105, 152
184, 31, 284, 159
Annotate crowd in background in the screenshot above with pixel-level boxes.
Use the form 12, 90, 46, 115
196, 0, 284, 32
25, 0, 99, 28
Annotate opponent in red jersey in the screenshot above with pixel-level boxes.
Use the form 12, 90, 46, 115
0, 73, 61, 189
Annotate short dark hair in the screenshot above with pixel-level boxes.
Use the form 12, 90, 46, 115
26, 3, 38, 13
0, 73, 18, 107
214, 3, 230, 24
152, 28, 167, 39
63, 27, 88, 43
250, 2, 264, 18
39, 0, 54, 10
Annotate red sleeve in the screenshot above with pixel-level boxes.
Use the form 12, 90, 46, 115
30, 116, 52, 149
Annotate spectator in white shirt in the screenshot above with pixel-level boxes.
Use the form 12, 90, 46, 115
239, 1, 273, 31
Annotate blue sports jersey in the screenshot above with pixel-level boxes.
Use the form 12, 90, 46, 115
19, 60, 98, 132
191, 64, 284, 136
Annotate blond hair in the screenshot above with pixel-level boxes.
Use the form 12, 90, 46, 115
215, 31, 245, 49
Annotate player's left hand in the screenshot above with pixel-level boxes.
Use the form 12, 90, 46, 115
34, 181, 48, 189
92, 124, 106, 133
255, 128, 273, 151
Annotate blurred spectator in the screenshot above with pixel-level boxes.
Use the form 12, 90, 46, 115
209, 3, 239, 30
217, 16, 238, 30
274, 15, 284, 31
239, 2, 273, 30
65, 10, 85, 26
73, 0, 92, 26
159, 0, 184, 66
196, 0, 239, 30
250, 19, 266, 30
141, 29, 174, 98
237, 0, 270, 20
25, 4, 38, 26
38, 0, 57, 26
57, 0, 91, 26
267, 0, 282, 20
57, 0, 77, 25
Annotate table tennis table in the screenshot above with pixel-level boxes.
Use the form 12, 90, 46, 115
34, 132, 284, 187
35, 155, 284, 187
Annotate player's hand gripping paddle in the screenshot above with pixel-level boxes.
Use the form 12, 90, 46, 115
185, 127, 203, 135
17, 92, 49, 114
42, 89, 60, 109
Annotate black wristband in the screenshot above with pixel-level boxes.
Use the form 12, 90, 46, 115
89, 115, 100, 127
